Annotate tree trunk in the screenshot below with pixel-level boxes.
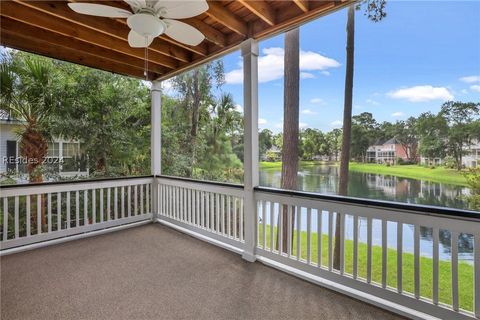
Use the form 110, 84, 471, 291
19, 121, 48, 229
189, 70, 201, 177
277, 28, 300, 254
335, 5, 355, 270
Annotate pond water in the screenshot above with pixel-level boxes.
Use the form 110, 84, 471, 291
259, 164, 475, 263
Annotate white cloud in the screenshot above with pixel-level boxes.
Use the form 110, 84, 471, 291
301, 109, 317, 115
258, 118, 267, 125
366, 99, 380, 106
320, 71, 330, 76
461, 89, 468, 94
225, 47, 341, 84
309, 98, 324, 104
460, 75, 480, 83
391, 112, 404, 117
234, 104, 243, 113
299, 122, 308, 128
388, 85, 454, 102
300, 72, 315, 79
470, 85, 480, 93
330, 120, 343, 128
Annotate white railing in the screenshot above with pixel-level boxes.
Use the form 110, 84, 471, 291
2, 175, 479, 319
0, 177, 153, 250
156, 176, 245, 250
255, 187, 480, 320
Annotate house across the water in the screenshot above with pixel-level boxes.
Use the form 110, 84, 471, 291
366, 138, 410, 164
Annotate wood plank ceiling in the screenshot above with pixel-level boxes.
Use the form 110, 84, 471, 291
0, 0, 353, 81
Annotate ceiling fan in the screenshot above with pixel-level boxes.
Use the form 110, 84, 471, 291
68, 0, 209, 48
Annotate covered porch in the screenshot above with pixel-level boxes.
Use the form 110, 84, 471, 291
1, 223, 401, 320
1, 1, 480, 320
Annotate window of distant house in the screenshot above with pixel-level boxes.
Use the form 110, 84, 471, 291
62, 142, 84, 172
46, 142, 60, 173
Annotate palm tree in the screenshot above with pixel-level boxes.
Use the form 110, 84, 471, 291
278, 28, 300, 252
1, 52, 57, 228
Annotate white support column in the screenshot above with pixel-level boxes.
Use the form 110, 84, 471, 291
151, 80, 162, 219
241, 39, 259, 262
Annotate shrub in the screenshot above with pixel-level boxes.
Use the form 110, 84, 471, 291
463, 168, 480, 211
443, 156, 456, 169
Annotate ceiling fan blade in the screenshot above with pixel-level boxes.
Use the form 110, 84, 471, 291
128, 30, 154, 48
164, 19, 205, 46
68, 3, 132, 18
123, 0, 146, 12
154, 1, 208, 19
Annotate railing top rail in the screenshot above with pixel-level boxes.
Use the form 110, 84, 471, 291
156, 175, 244, 190
0, 175, 154, 190
255, 186, 480, 221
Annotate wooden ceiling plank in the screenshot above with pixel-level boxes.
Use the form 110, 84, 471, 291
67, 0, 209, 57
293, 0, 310, 13
1, 17, 166, 75
1, 30, 157, 80
205, 1, 248, 37
2, 1, 178, 69
237, 0, 276, 26
252, 1, 345, 39
181, 17, 227, 48
157, 35, 207, 56
17, 0, 192, 63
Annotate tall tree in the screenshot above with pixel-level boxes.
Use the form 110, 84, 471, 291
335, 1, 386, 270
1, 51, 58, 228
441, 101, 480, 170
279, 28, 300, 253
393, 117, 419, 163
338, 5, 356, 198
259, 129, 274, 158
172, 61, 225, 177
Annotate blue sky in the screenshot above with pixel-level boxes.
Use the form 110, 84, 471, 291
219, 1, 480, 133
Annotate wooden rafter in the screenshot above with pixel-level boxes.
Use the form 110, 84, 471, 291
0, 0, 355, 80
293, 0, 309, 13
0, 4, 177, 70
205, 1, 248, 37
18, 0, 191, 63
238, 0, 275, 26
1, 17, 166, 75
1, 31, 157, 80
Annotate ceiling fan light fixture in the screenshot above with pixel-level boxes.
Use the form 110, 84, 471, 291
127, 13, 165, 37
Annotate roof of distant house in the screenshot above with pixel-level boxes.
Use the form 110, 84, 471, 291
0, 109, 24, 125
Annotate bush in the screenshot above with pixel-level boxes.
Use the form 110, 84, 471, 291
463, 168, 480, 211
443, 156, 456, 169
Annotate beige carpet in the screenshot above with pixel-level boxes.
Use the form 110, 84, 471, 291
1, 224, 404, 320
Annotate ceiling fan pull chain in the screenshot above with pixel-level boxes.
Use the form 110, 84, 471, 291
144, 40, 149, 80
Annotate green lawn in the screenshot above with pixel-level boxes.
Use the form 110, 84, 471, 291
258, 224, 474, 312
260, 161, 467, 186
348, 163, 467, 186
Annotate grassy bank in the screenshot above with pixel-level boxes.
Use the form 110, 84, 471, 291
348, 163, 467, 186
260, 161, 467, 186
258, 225, 474, 311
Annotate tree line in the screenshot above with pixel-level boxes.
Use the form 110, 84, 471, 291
0, 50, 246, 184
259, 104, 480, 171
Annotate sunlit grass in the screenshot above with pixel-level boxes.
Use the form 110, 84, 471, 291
258, 224, 474, 311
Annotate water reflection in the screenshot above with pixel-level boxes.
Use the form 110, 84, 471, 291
260, 164, 470, 209
259, 164, 475, 262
